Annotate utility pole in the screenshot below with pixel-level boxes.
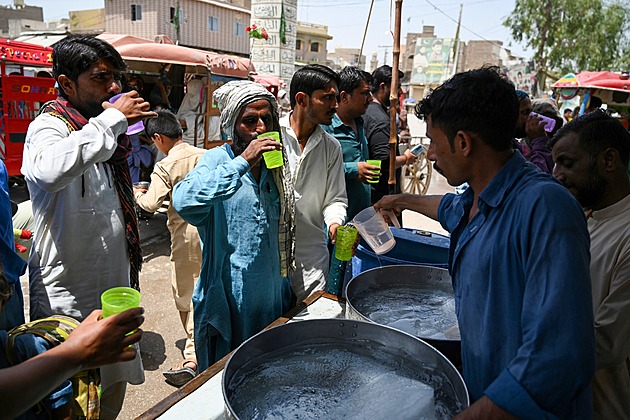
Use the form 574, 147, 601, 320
449, 4, 463, 77
378, 45, 392, 66
359, 0, 376, 62
450, 3, 464, 79
174, 0, 181, 45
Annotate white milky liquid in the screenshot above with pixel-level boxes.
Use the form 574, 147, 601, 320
352, 286, 460, 340
227, 341, 463, 419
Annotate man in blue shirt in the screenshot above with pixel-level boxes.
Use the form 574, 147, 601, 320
322, 66, 378, 221
322, 66, 378, 294
375, 67, 594, 418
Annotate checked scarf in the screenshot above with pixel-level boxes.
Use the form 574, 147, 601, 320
39, 98, 142, 290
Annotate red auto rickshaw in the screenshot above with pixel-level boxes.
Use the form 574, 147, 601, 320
0, 38, 56, 178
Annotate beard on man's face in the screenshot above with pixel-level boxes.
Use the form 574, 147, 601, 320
574, 171, 607, 209
231, 130, 251, 156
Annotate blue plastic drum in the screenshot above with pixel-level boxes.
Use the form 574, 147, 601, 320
351, 227, 450, 278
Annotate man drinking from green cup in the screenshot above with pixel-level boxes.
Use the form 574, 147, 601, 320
173, 81, 295, 371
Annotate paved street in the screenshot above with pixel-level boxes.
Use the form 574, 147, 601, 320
9, 112, 454, 418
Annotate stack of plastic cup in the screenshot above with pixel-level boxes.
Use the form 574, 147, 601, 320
366, 160, 381, 183
101, 287, 141, 318
260, 131, 283, 169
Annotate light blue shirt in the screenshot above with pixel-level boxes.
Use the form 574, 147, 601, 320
438, 152, 595, 418
173, 144, 291, 370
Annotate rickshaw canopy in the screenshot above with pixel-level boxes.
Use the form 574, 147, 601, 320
96, 33, 252, 78
553, 71, 630, 93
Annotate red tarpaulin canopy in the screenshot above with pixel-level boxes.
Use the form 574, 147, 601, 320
553, 71, 630, 92
97, 33, 251, 78
250, 74, 282, 87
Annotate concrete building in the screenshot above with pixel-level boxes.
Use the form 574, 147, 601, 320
250, 0, 298, 82
295, 21, 332, 66
0, 1, 44, 39
461, 40, 503, 71
369, 52, 379, 73
105, 0, 251, 56
403, 25, 509, 100
327, 47, 366, 71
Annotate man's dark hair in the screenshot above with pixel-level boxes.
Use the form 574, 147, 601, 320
289, 64, 340, 109
415, 66, 518, 152
549, 109, 630, 166
370, 65, 404, 94
52, 35, 127, 99
338, 66, 373, 96
588, 96, 603, 110
144, 109, 183, 139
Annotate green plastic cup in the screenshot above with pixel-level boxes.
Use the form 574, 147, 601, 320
101, 287, 141, 318
260, 131, 283, 169
366, 159, 381, 184
335, 225, 358, 261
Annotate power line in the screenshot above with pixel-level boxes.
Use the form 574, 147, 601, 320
424, 0, 507, 50
300, 0, 386, 8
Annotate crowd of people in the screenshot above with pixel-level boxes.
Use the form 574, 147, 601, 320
0, 32, 628, 419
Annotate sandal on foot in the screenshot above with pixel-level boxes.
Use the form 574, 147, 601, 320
163, 360, 197, 387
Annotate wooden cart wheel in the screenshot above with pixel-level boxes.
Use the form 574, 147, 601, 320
401, 150, 432, 195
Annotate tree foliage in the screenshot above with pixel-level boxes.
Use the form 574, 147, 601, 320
504, 0, 629, 88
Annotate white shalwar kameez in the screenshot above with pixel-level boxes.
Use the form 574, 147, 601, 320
280, 113, 347, 301
22, 107, 144, 393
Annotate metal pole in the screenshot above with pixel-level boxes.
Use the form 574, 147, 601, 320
175, 0, 181, 45
359, 0, 376, 66
388, 0, 403, 195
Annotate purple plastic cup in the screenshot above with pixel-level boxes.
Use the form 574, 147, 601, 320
109, 93, 145, 135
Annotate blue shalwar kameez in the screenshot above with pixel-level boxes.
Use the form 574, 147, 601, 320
173, 144, 291, 371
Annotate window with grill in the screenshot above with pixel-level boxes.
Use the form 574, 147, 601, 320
310, 42, 319, 53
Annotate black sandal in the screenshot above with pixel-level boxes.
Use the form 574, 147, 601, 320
163, 360, 197, 387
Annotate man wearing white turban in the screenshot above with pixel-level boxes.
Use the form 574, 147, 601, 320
173, 80, 295, 370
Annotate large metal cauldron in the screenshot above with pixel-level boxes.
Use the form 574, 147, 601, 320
223, 319, 468, 419
345, 264, 462, 367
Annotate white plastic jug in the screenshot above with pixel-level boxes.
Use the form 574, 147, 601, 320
352, 207, 400, 254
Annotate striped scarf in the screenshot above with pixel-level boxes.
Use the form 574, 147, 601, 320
40, 98, 142, 290
271, 147, 296, 278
